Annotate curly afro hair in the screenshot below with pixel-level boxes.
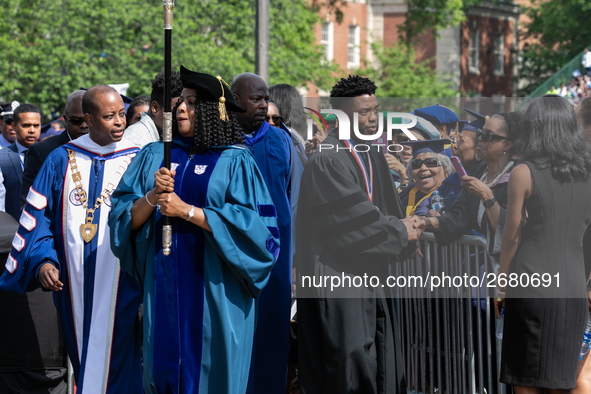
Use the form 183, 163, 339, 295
151, 70, 183, 107
172, 93, 245, 149
329, 75, 377, 109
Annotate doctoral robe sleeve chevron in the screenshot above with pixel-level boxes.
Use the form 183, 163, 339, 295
203, 148, 279, 299
0, 149, 65, 293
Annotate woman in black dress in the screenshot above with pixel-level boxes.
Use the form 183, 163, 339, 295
495, 96, 591, 393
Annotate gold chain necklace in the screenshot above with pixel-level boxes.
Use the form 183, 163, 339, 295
67, 149, 134, 243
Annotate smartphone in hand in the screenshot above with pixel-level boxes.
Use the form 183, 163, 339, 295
451, 156, 468, 178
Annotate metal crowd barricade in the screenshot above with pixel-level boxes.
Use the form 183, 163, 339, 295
393, 232, 506, 394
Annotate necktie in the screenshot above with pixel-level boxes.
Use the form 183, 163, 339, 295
23, 150, 28, 167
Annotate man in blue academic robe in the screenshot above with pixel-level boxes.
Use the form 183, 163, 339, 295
232, 73, 294, 394
0, 86, 143, 394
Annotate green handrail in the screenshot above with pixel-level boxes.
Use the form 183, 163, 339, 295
517, 47, 588, 110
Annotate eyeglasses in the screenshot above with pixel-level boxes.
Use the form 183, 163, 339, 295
410, 157, 442, 170
66, 116, 87, 126
2, 118, 13, 125
476, 128, 509, 142
265, 115, 283, 125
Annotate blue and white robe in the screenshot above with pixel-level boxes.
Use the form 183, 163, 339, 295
0, 135, 143, 394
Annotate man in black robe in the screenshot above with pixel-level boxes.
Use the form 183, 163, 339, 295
296, 75, 421, 394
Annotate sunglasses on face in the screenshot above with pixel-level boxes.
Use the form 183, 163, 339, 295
411, 157, 442, 170
2, 118, 13, 125
265, 115, 283, 125
66, 116, 87, 126
476, 128, 509, 142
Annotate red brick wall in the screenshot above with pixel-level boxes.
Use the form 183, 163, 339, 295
460, 15, 514, 96
383, 12, 436, 68
308, 2, 368, 95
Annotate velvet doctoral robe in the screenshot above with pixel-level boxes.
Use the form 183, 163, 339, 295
0, 135, 143, 394
244, 122, 293, 394
295, 132, 415, 394
109, 140, 279, 394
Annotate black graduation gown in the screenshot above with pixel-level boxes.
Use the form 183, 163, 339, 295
295, 132, 413, 394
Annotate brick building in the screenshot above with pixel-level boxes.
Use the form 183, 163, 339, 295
311, 0, 520, 98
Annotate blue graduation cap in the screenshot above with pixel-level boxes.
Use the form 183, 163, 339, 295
457, 120, 470, 133
39, 119, 65, 140
400, 139, 451, 158
121, 93, 133, 113
461, 107, 489, 132
413, 104, 459, 127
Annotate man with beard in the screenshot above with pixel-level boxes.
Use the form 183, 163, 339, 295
231, 73, 293, 394
20, 90, 89, 210
296, 75, 422, 394
0, 85, 143, 393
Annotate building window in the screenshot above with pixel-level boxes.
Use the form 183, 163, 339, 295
468, 29, 479, 74
494, 33, 505, 76
347, 25, 360, 69
321, 21, 334, 62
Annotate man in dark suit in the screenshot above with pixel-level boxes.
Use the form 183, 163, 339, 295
0, 103, 41, 220
0, 105, 67, 392
20, 90, 88, 210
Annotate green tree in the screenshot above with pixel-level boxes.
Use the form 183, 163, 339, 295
518, 0, 591, 95
402, 0, 484, 45
0, 0, 337, 119
358, 41, 457, 98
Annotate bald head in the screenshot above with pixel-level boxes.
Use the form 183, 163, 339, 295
82, 85, 120, 116
231, 73, 269, 133
65, 90, 85, 114
64, 90, 89, 139
231, 73, 266, 95
83, 86, 126, 146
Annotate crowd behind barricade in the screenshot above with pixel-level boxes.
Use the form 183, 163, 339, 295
0, 69, 591, 394
545, 47, 591, 106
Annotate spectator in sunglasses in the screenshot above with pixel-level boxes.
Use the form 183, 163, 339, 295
19, 90, 89, 210
266, 100, 284, 127
419, 112, 527, 259
384, 115, 441, 189
0, 102, 19, 149
398, 139, 453, 217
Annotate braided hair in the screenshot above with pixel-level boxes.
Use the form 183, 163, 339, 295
172, 93, 245, 149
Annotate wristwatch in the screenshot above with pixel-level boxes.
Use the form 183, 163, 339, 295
186, 205, 195, 222
483, 197, 497, 208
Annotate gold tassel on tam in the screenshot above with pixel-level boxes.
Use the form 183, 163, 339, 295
218, 96, 229, 122
216, 75, 230, 122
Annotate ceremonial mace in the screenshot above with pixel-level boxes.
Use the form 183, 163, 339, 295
162, 0, 174, 255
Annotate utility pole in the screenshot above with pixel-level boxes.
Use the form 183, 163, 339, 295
255, 0, 270, 83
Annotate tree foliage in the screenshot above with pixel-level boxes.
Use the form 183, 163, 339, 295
402, 0, 484, 45
518, 0, 591, 95
0, 0, 336, 119
358, 42, 457, 97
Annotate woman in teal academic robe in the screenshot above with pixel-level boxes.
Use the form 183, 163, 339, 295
109, 67, 279, 394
